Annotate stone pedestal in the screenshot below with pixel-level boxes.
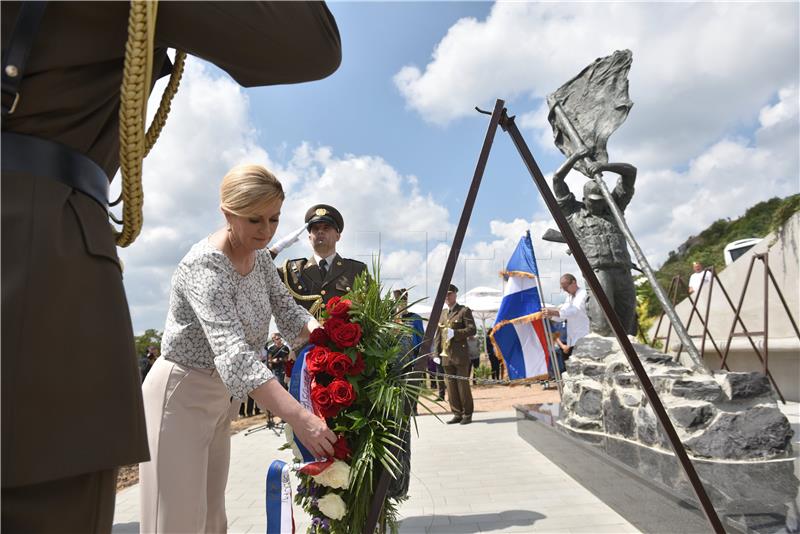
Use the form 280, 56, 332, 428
559, 334, 793, 460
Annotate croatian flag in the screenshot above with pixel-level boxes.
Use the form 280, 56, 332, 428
490, 232, 550, 380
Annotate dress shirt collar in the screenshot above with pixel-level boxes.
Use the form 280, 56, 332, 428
313, 252, 338, 267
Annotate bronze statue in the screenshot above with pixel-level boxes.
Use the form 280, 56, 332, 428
552, 156, 638, 336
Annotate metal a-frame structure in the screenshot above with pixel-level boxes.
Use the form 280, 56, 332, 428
364, 100, 725, 533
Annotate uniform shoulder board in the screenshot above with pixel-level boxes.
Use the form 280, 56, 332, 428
344, 258, 367, 268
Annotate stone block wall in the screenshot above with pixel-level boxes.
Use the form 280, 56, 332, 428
559, 335, 793, 460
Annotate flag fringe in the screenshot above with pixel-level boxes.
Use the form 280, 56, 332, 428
499, 270, 537, 279
489, 311, 550, 380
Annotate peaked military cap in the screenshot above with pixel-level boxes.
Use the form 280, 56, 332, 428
305, 204, 343, 233
448, 284, 458, 293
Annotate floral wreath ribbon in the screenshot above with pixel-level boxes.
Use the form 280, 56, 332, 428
266, 344, 334, 533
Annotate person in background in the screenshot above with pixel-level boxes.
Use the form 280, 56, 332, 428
485, 332, 500, 381
267, 332, 291, 390
435, 284, 477, 425
139, 349, 154, 383
278, 204, 367, 316
546, 327, 569, 388
468, 338, 481, 385
688, 261, 712, 295
543, 273, 590, 352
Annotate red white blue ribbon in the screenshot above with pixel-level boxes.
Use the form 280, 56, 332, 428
288, 345, 316, 462
266, 460, 294, 534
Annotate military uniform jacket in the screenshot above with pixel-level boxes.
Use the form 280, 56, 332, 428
557, 180, 634, 270
1, 1, 340, 488
435, 303, 477, 367
278, 254, 367, 314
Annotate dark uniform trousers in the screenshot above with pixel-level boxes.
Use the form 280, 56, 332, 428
2, 469, 117, 534
1, 173, 146, 531
437, 304, 477, 417
1, 2, 341, 531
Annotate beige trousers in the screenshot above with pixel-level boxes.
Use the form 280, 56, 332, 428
140, 358, 235, 533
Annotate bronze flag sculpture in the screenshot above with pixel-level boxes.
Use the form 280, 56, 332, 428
546, 49, 706, 371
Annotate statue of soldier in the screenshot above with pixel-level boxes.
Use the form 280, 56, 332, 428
278, 204, 367, 316
553, 154, 638, 336
1, 2, 340, 531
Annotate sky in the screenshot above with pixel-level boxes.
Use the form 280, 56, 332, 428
118, 1, 799, 334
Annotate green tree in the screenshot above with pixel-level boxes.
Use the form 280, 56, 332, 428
639, 193, 799, 323
134, 329, 163, 358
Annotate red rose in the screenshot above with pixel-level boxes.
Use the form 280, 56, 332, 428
329, 378, 356, 409
326, 296, 352, 318
306, 346, 330, 375
328, 321, 362, 348
326, 351, 353, 378
347, 352, 366, 376
310, 382, 339, 419
323, 316, 346, 337
309, 327, 330, 347
332, 435, 351, 460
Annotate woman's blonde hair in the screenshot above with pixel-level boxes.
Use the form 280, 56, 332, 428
220, 164, 284, 216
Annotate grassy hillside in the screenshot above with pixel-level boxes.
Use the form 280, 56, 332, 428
638, 193, 800, 326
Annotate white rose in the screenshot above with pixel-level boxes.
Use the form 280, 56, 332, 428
311, 460, 350, 490
317, 493, 346, 521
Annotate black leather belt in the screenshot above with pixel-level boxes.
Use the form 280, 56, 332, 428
2, 132, 110, 208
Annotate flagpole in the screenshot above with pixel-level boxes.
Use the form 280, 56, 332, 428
526, 230, 564, 395
536, 277, 563, 395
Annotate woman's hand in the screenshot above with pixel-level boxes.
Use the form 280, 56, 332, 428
292, 411, 336, 459
307, 317, 321, 333
250, 378, 336, 458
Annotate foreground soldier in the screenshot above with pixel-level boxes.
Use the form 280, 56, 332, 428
279, 204, 367, 315
1, 2, 341, 531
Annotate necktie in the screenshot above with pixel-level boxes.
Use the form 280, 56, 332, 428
319, 258, 328, 276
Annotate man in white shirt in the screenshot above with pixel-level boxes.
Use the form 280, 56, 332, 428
543, 273, 590, 348
688, 262, 712, 295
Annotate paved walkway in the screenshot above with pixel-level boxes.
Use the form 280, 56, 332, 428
113, 410, 638, 533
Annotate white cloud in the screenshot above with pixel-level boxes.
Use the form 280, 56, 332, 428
119, 58, 453, 333
395, 2, 798, 269
628, 84, 799, 264
388, 217, 580, 313
394, 2, 798, 170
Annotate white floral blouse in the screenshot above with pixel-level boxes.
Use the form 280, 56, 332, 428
161, 238, 312, 400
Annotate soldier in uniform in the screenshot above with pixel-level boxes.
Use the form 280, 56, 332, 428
278, 204, 367, 315
552, 154, 638, 336
1, 3, 340, 532
435, 284, 477, 425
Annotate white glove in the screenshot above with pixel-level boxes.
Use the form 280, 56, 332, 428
446, 328, 455, 341
433, 357, 442, 365
270, 224, 307, 254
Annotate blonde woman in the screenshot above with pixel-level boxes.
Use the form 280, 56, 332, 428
140, 164, 336, 533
